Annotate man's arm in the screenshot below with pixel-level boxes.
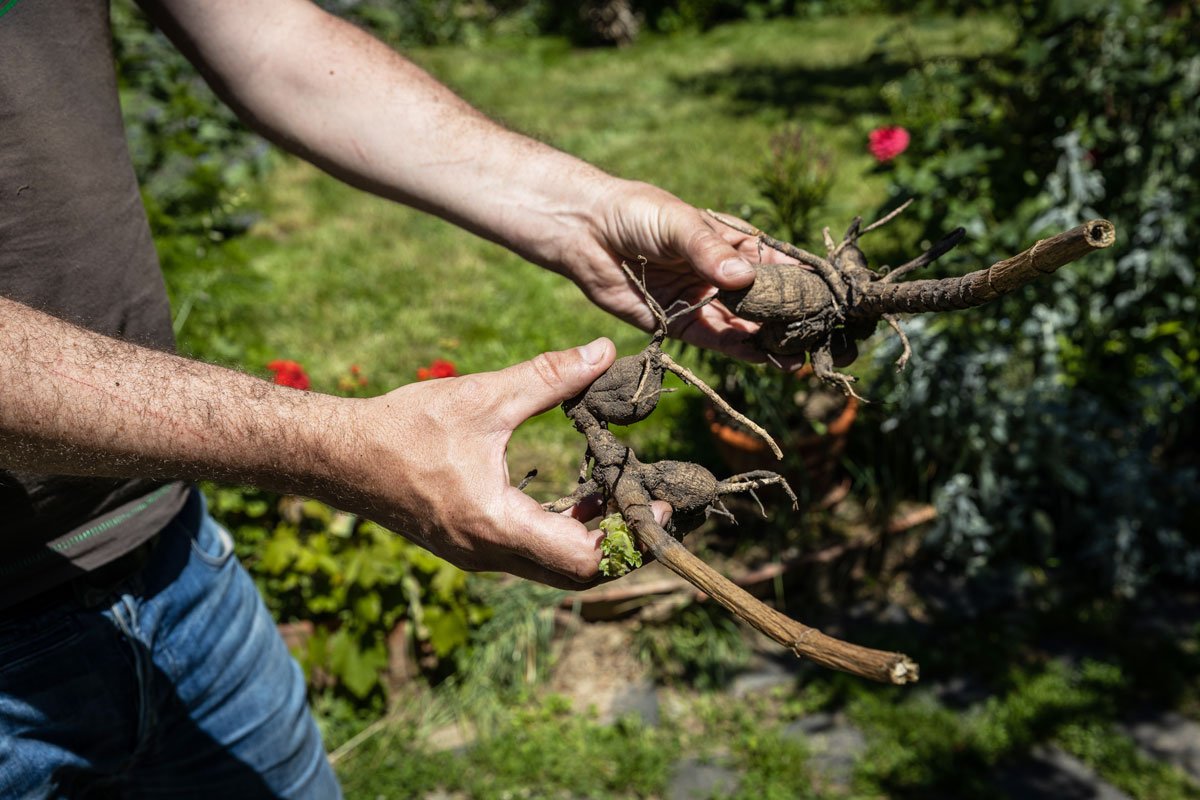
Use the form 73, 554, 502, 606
136, 0, 787, 357
0, 295, 620, 588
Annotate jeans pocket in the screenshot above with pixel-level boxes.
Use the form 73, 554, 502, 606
189, 517, 236, 569
0, 612, 83, 675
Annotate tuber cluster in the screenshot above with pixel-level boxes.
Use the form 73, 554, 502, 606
709, 204, 1116, 395
543, 263, 917, 685
535, 209, 1116, 686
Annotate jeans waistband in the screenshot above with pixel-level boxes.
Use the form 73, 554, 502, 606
0, 532, 162, 619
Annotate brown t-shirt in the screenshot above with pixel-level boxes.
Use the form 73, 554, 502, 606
0, 0, 189, 607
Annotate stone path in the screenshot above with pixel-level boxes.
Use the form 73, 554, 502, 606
667, 757, 740, 800
1121, 710, 1200, 782
423, 621, 1200, 800
995, 745, 1133, 800
783, 711, 867, 790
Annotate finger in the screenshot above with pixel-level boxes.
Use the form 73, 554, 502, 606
773, 353, 809, 371
665, 207, 757, 291
668, 299, 767, 362
493, 553, 609, 591
492, 338, 616, 429
505, 490, 607, 584
560, 492, 607, 523
650, 500, 672, 530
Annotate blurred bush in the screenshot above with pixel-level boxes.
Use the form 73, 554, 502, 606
856, 0, 1199, 597
318, 0, 899, 46
113, 1, 272, 363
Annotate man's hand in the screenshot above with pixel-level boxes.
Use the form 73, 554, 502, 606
0, 297, 672, 589
564, 180, 804, 362
331, 338, 668, 589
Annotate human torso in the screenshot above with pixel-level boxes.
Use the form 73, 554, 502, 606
0, 0, 188, 607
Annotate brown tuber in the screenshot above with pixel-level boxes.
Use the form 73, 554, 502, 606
709, 206, 1117, 394
533, 204, 1117, 685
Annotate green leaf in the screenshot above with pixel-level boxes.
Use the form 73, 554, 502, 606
259, 528, 299, 574
354, 592, 383, 625
423, 606, 469, 657
328, 628, 386, 699
598, 513, 642, 577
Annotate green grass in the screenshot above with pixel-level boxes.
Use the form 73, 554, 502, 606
336, 698, 680, 799
165, 11, 1012, 491
330, 634, 1200, 799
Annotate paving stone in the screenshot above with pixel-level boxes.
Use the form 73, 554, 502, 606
668, 757, 740, 800
729, 654, 796, 698
610, 678, 660, 726
784, 712, 866, 788
1121, 710, 1200, 781
995, 744, 1133, 800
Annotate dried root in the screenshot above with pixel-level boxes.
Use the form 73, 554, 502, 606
565, 260, 781, 458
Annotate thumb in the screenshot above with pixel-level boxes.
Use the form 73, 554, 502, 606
494, 338, 616, 428
667, 206, 757, 290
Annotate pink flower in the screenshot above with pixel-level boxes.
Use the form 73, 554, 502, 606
869, 126, 910, 162
267, 359, 310, 390
417, 359, 458, 381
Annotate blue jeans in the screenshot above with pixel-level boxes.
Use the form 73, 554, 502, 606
0, 489, 342, 799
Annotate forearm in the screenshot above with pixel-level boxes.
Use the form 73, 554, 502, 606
144, 0, 619, 273
0, 295, 351, 497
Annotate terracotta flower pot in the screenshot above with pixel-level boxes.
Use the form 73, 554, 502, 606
704, 370, 859, 501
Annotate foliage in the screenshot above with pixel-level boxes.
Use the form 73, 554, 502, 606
318, 0, 913, 47
337, 697, 679, 799
859, 0, 1200, 596
446, 581, 566, 728
209, 484, 490, 701
754, 124, 837, 247
634, 601, 750, 689
112, 0, 273, 363
316, 0, 543, 46
846, 657, 1200, 799
112, 0, 268, 250
599, 513, 643, 577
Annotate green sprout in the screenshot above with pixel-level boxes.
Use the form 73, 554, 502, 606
598, 513, 642, 577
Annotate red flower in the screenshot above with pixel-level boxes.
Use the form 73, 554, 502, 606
267, 359, 310, 390
417, 358, 458, 381
868, 126, 910, 162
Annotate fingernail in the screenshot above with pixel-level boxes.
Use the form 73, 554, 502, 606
579, 338, 608, 365
721, 258, 755, 281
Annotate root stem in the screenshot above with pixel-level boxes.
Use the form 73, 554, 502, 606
659, 353, 783, 460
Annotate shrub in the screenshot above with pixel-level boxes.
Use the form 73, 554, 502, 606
858, 0, 1199, 596
112, 0, 273, 363
210, 484, 491, 701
